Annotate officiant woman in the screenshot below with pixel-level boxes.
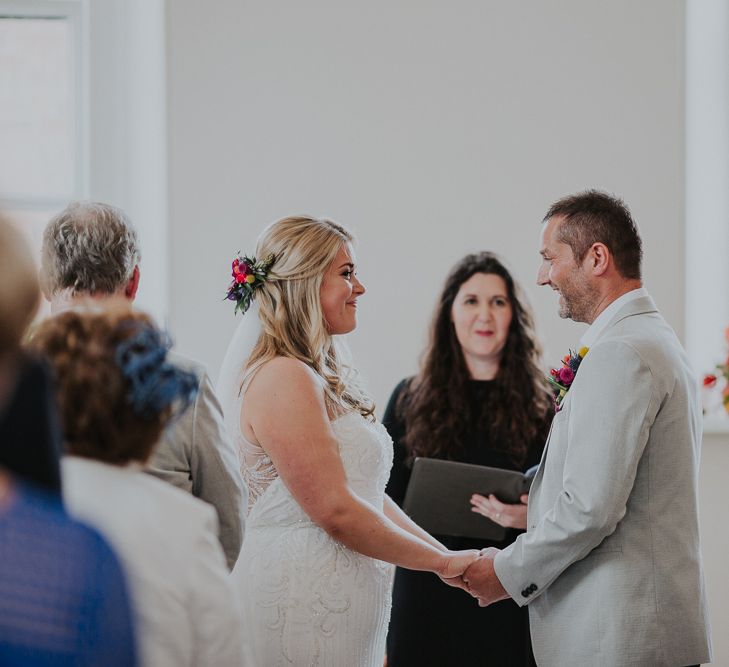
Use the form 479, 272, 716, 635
384, 251, 553, 666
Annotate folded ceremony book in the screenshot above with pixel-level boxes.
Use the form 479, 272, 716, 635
402, 458, 538, 542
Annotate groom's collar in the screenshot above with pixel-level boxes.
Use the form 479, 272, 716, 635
579, 287, 653, 349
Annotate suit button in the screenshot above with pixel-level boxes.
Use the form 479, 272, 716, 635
521, 589, 530, 598
529, 584, 538, 593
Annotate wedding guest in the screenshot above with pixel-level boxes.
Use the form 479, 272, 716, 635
464, 191, 712, 667
30, 309, 246, 667
0, 217, 137, 666
384, 252, 553, 666
0, 356, 62, 495
0, 469, 138, 667
220, 216, 479, 666
0, 216, 61, 494
40, 201, 245, 568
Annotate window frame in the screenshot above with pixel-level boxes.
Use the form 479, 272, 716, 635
0, 0, 88, 209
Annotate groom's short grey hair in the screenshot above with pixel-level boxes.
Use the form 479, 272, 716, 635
41, 201, 141, 296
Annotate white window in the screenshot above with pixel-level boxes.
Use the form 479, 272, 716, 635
0, 0, 87, 311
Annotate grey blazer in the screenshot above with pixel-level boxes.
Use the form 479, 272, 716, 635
146, 352, 247, 570
494, 296, 712, 666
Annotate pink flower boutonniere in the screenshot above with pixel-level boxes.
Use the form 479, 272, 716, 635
547, 346, 589, 411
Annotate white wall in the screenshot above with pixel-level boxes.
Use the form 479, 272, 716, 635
166, 0, 685, 410
685, 0, 729, 375
89, 0, 168, 322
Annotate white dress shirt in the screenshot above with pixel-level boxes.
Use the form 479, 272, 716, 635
62, 456, 246, 667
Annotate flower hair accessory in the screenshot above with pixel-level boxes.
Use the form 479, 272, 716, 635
225, 253, 275, 315
116, 325, 199, 419
546, 346, 588, 411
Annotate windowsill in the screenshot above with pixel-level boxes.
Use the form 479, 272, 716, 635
703, 414, 729, 436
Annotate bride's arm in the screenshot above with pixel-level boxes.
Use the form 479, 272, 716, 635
382, 493, 470, 590
242, 357, 476, 578
382, 495, 445, 551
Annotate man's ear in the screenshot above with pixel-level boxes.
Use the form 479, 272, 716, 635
587, 243, 610, 277
124, 266, 140, 300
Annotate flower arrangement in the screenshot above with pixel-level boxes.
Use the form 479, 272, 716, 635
702, 327, 729, 415
546, 346, 589, 411
225, 253, 275, 316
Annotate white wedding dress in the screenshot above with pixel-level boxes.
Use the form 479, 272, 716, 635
231, 409, 396, 667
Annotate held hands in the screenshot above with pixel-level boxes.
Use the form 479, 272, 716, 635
470, 493, 528, 530
434, 493, 521, 605
462, 547, 510, 607
437, 549, 481, 591
436, 548, 510, 606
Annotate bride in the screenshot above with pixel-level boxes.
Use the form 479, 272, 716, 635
219, 216, 479, 666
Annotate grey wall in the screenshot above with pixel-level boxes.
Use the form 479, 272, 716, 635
166, 0, 685, 411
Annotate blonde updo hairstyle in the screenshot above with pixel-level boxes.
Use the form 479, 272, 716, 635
246, 216, 374, 420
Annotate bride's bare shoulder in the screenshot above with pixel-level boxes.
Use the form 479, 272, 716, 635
248, 356, 323, 396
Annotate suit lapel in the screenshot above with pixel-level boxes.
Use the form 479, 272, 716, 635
530, 295, 658, 501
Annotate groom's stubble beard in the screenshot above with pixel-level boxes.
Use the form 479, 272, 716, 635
556, 268, 598, 324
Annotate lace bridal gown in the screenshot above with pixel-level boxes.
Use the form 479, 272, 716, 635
231, 410, 396, 667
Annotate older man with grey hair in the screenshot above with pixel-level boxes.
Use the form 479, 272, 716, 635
41, 201, 246, 569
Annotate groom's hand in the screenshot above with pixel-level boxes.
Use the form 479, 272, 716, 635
463, 548, 510, 607
437, 549, 481, 591
438, 574, 469, 591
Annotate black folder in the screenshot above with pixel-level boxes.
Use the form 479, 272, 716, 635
402, 458, 535, 542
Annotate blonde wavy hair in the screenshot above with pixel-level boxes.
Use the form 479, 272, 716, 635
246, 216, 374, 420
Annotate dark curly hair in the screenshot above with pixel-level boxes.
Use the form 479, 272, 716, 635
28, 310, 196, 465
398, 252, 552, 466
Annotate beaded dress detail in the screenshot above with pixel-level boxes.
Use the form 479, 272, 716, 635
231, 406, 395, 667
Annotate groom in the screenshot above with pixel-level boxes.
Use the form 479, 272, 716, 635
463, 191, 712, 666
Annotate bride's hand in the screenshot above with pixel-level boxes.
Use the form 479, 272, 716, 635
438, 549, 480, 581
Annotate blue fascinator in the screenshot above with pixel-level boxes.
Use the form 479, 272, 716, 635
115, 324, 198, 419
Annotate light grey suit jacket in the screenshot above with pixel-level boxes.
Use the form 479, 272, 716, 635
495, 296, 712, 666
146, 352, 247, 570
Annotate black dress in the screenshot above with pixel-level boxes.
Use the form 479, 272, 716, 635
384, 378, 548, 667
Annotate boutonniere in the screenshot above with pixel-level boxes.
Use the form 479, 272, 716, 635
547, 346, 589, 411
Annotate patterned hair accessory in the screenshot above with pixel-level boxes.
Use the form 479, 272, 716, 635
115, 325, 199, 419
225, 253, 275, 315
